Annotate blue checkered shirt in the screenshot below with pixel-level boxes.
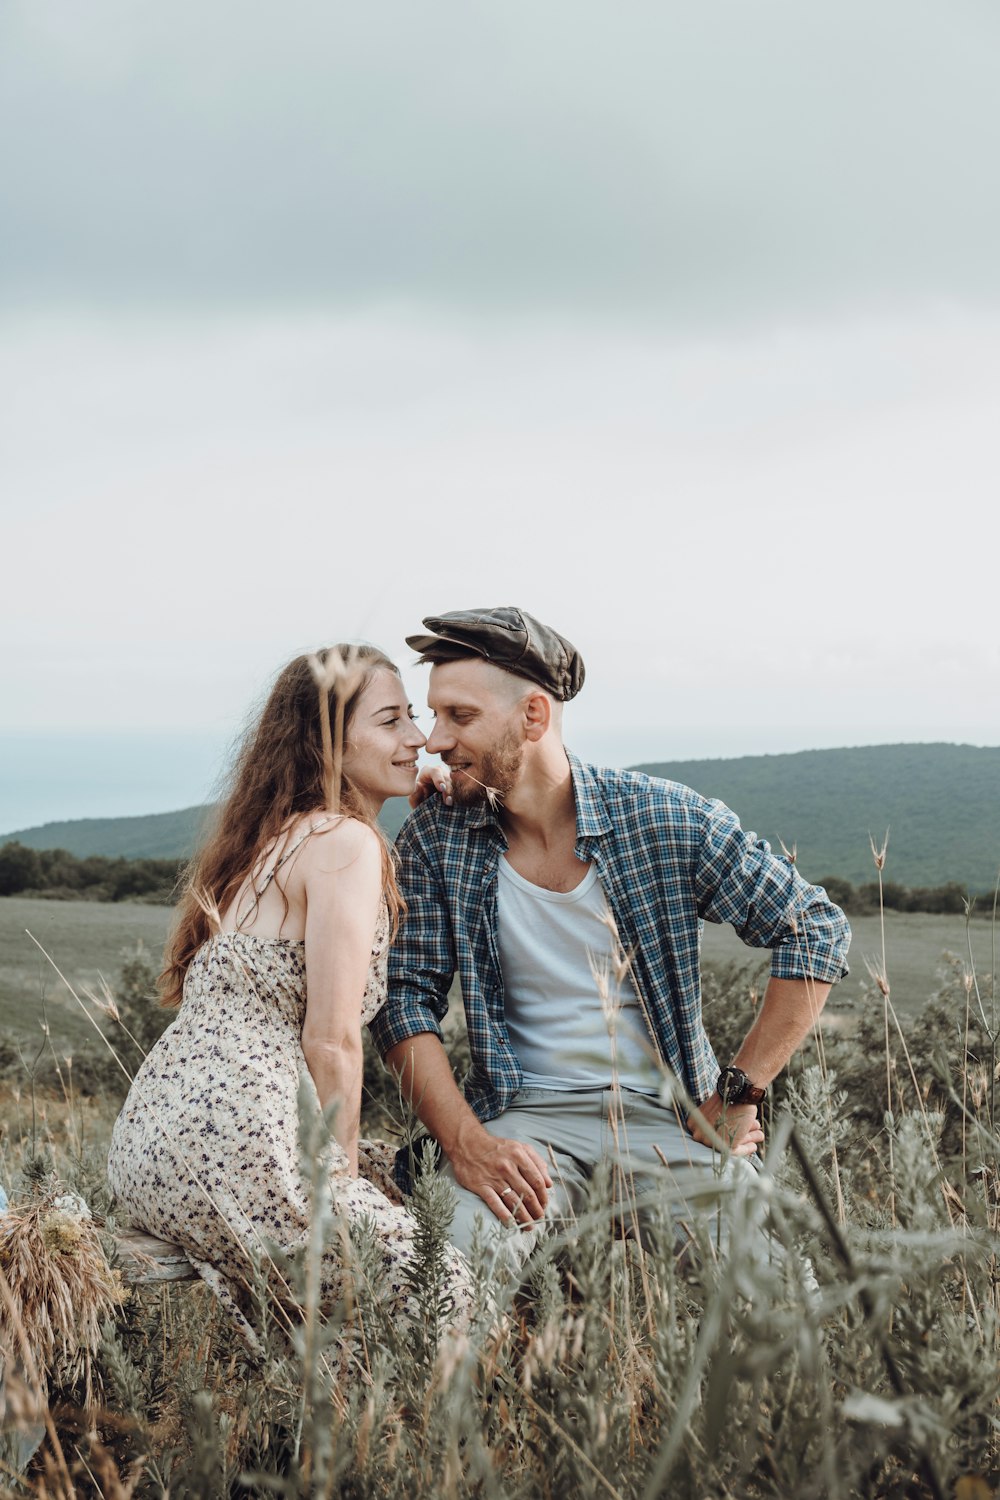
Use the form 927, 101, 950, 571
369, 752, 851, 1120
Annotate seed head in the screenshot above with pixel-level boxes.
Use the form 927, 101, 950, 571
307, 644, 368, 698
81, 976, 120, 1023
863, 955, 890, 998
869, 829, 890, 871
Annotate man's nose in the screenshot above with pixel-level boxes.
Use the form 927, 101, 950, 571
425, 720, 452, 756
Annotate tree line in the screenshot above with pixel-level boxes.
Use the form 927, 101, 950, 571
0, 841, 181, 903
0, 838, 995, 915
818, 874, 995, 916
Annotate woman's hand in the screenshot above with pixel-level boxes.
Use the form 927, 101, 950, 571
409, 765, 454, 809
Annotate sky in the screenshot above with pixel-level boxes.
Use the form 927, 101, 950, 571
2, 0, 999, 832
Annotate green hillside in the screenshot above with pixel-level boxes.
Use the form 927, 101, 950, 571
0, 805, 212, 860
2, 746, 998, 889
633, 743, 1000, 890
1, 798, 413, 861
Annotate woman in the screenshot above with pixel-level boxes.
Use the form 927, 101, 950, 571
107, 644, 473, 1341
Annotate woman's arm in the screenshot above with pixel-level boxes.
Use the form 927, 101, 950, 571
301, 821, 383, 1175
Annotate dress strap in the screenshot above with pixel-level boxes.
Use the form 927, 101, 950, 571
254, 815, 339, 897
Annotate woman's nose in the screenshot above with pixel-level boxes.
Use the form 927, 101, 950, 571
405, 719, 427, 750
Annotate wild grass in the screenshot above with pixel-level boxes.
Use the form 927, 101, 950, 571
1, 885, 999, 1496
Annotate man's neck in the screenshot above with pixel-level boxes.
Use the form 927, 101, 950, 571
501, 744, 576, 845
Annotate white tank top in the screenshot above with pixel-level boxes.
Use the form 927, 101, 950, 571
497, 855, 661, 1094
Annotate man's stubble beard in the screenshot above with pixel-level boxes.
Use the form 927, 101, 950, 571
449, 727, 524, 807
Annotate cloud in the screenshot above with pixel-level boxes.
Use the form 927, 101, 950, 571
2, 0, 999, 319
2, 303, 998, 757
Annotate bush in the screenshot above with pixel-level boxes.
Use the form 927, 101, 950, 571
0, 846, 183, 903
0, 841, 42, 896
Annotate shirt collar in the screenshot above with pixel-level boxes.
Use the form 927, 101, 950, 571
566, 750, 614, 839
464, 748, 613, 839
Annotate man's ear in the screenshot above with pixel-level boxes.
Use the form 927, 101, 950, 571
522, 691, 551, 742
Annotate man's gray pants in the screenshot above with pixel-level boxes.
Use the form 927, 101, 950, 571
441, 1085, 763, 1273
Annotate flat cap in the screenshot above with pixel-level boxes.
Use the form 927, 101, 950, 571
406, 606, 585, 702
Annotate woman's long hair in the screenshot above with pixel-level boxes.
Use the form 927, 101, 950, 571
160, 644, 405, 1008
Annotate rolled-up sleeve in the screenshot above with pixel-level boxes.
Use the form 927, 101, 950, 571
367, 819, 456, 1058
693, 798, 851, 983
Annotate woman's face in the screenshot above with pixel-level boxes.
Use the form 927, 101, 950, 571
340, 667, 426, 809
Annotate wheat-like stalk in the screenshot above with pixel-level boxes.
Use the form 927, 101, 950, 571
0, 1185, 128, 1407
307, 645, 369, 812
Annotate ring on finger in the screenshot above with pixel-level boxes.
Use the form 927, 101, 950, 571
500, 1186, 516, 1200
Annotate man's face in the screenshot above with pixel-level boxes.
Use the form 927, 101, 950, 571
424, 659, 526, 807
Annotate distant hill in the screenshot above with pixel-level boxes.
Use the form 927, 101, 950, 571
0, 805, 212, 861
2, 745, 997, 889
0, 798, 413, 862
633, 743, 1000, 890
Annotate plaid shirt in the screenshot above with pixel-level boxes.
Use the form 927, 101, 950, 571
369, 752, 851, 1120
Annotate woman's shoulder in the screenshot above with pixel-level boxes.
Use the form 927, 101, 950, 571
292, 811, 383, 871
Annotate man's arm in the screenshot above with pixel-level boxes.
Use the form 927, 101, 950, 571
686, 974, 831, 1153
686, 797, 849, 1152
693, 797, 851, 986
367, 818, 454, 1057
384, 1033, 552, 1227
371, 813, 551, 1225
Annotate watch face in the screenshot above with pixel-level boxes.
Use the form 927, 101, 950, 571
718, 1067, 749, 1104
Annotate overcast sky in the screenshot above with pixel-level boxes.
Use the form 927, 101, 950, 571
2, 0, 999, 831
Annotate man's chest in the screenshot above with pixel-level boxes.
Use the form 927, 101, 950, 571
502, 842, 592, 894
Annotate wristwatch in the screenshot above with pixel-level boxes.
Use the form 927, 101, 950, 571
716, 1066, 768, 1107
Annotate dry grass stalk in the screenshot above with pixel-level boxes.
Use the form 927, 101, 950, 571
308, 645, 369, 813
0, 1185, 127, 1407
444, 764, 503, 810
867, 828, 896, 1229
778, 836, 797, 865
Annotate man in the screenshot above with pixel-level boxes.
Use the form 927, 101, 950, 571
368, 606, 851, 1263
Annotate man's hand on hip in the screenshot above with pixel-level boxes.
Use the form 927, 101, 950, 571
451, 1119, 553, 1227
686, 1092, 764, 1156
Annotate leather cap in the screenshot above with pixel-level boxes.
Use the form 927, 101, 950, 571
406, 606, 585, 702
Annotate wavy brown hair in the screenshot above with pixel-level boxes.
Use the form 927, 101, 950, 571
160, 644, 405, 1008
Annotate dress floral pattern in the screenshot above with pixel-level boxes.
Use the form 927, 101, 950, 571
106, 904, 474, 1338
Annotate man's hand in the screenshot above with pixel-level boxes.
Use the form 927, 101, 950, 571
384, 1033, 552, 1226
687, 1092, 764, 1157
450, 1119, 553, 1227
409, 764, 454, 810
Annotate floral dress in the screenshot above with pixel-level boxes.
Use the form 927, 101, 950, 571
107, 858, 474, 1342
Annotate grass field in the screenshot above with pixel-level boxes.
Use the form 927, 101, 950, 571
0, 897, 174, 1051
1, 898, 993, 1065
2, 898, 1000, 1495
702, 908, 997, 1014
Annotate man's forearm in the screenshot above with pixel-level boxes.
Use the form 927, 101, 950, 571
730, 974, 831, 1086
383, 1032, 485, 1158
687, 974, 830, 1153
